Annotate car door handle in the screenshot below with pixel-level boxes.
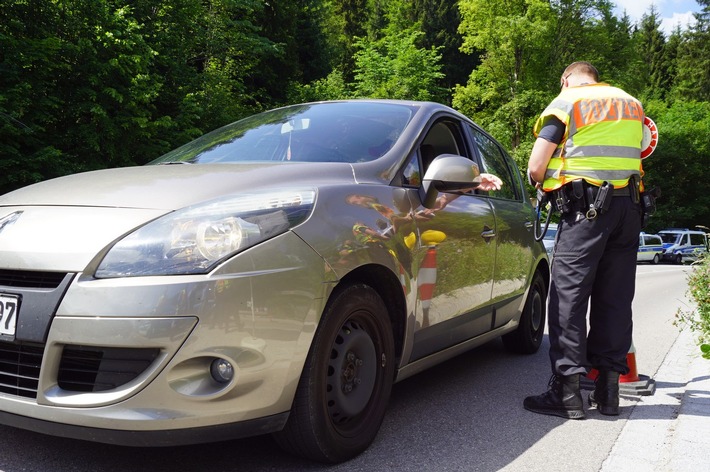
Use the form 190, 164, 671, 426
525, 219, 534, 230
481, 226, 496, 243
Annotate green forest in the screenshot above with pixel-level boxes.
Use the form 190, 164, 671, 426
2, 0, 709, 231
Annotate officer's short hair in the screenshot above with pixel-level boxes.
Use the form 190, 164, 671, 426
563, 61, 599, 81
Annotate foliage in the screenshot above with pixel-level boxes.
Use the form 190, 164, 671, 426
1, 0, 710, 234
0, 0, 161, 192
329, 0, 369, 82
454, 0, 555, 152
286, 69, 351, 103
672, 1, 710, 102
640, 100, 710, 232
288, 3, 448, 103
675, 253, 710, 359
4, 1, 710, 357
352, 26, 446, 101
452, 0, 638, 172
0, 0, 280, 195
413, 0, 479, 94
636, 6, 669, 100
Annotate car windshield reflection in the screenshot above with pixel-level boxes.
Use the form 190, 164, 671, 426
149, 102, 416, 165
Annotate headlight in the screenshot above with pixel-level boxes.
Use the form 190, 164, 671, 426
95, 189, 316, 277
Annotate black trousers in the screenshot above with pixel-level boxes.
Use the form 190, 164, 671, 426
548, 196, 642, 376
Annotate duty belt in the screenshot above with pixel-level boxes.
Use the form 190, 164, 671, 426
551, 179, 640, 219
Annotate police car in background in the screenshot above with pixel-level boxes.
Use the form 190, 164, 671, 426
541, 223, 558, 263
637, 232, 664, 264
658, 228, 709, 264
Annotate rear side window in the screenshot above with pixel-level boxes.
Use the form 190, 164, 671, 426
643, 235, 661, 245
690, 233, 707, 246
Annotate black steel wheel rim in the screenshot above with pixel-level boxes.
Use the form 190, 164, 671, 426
326, 318, 378, 428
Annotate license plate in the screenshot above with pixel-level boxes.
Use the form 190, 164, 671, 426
0, 294, 19, 337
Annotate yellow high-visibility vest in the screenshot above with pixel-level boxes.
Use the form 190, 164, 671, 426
533, 83, 644, 191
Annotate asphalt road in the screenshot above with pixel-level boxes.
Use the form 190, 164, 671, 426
0, 263, 693, 472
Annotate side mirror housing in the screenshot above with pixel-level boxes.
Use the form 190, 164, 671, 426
420, 154, 481, 208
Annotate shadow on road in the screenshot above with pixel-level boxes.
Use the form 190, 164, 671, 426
0, 337, 573, 472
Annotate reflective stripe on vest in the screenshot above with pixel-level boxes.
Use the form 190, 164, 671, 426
533, 83, 643, 191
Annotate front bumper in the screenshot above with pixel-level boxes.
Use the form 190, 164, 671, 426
0, 232, 332, 444
0, 407, 289, 447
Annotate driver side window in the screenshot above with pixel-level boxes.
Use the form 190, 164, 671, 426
418, 121, 466, 174
401, 119, 469, 188
468, 125, 518, 200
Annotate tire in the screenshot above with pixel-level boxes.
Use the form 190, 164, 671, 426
502, 271, 547, 354
675, 254, 683, 264
651, 254, 660, 265
272, 284, 395, 463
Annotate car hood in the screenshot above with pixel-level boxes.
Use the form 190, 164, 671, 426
0, 163, 357, 210
0, 163, 357, 272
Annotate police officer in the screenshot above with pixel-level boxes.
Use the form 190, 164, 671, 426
524, 61, 644, 419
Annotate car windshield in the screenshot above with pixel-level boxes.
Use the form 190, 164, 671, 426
659, 232, 682, 244
149, 102, 416, 165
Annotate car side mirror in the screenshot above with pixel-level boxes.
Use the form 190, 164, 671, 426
420, 154, 481, 208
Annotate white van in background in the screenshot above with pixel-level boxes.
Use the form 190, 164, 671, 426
658, 228, 709, 264
637, 232, 664, 264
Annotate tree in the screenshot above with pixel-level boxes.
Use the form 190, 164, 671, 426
453, 0, 643, 172
453, 0, 555, 153
249, 0, 335, 105
290, 0, 448, 103
591, 7, 644, 94
413, 0, 479, 97
673, 0, 710, 101
352, 26, 445, 101
134, 0, 274, 134
635, 6, 670, 99
0, 0, 162, 194
641, 100, 710, 231
2, 0, 708, 223
662, 26, 682, 97
0, 0, 284, 195
328, 0, 369, 82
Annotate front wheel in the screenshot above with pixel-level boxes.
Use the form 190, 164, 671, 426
651, 254, 660, 265
272, 284, 395, 463
502, 271, 547, 354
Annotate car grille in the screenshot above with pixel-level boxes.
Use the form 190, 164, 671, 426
0, 269, 67, 289
0, 342, 43, 398
0, 342, 160, 399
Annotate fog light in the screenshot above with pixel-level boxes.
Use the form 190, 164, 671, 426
210, 358, 234, 383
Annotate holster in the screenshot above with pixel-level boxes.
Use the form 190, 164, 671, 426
552, 180, 615, 218
551, 175, 648, 220
641, 186, 661, 228
591, 181, 614, 215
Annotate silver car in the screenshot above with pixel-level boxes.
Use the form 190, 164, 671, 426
0, 100, 549, 463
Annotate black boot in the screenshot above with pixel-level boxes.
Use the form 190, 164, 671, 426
588, 370, 620, 415
524, 374, 585, 419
